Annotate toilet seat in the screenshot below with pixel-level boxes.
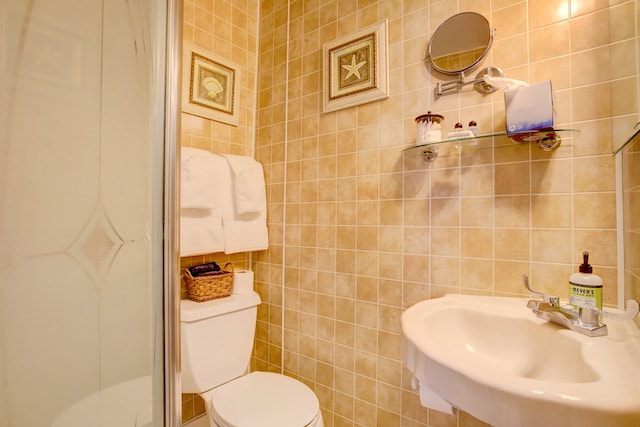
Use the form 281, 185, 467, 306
208, 371, 320, 427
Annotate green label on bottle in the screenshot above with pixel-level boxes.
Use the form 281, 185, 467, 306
569, 283, 603, 310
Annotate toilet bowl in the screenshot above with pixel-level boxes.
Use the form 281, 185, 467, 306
204, 371, 322, 427
180, 293, 323, 427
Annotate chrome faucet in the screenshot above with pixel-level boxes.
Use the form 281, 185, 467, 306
522, 275, 640, 337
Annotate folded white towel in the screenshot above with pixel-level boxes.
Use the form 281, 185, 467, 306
179, 150, 228, 256
223, 213, 269, 254
217, 158, 269, 254
181, 148, 217, 210
221, 154, 267, 215
180, 210, 225, 256
222, 214, 269, 254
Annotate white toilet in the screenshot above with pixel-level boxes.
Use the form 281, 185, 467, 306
181, 291, 323, 427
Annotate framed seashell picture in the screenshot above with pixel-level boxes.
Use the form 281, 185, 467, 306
182, 43, 240, 126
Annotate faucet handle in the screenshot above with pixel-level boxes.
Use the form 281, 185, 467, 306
588, 299, 640, 321
576, 299, 640, 327
522, 275, 559, 305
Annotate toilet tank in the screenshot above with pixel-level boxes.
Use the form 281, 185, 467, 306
180, 291, 261, 393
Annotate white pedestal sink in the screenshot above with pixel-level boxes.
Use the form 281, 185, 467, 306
401, 294, 640, 427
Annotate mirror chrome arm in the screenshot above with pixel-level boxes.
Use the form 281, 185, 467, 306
435, 67, 503, 98
435, 72, 479, 97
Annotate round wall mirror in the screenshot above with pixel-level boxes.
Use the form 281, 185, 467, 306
427, 12, 493, 75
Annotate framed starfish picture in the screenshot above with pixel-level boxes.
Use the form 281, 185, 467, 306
182, 43, 240, 126
323, 20, 389, 113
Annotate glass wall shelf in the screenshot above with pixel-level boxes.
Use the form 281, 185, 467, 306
403, 128, 579, 162
613, 123, 640, 156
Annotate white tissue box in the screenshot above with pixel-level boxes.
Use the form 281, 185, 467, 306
504, 80, 553, 140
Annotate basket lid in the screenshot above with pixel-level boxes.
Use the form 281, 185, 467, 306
180, 292, 260, 322
209, 372, 319, 427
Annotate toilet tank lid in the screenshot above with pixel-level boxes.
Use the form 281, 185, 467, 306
181, 291, 261, 322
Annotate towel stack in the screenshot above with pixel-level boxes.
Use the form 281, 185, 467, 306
180, 148, 226, 256
220, 154, 269, 254
180, 148, 269, 256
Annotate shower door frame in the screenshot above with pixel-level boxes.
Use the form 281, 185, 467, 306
162, 0, 182, 425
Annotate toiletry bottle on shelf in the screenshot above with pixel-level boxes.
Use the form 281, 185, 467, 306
468, 120, 478, 145
569, 251, 603, 310
448, 122, 464, 140
468, 120, 478, 136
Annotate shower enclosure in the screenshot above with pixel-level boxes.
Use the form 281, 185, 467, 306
0, 0, 180, 425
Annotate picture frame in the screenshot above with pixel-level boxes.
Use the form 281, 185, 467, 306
322, 20, 389, 113
182, 43, 240, 126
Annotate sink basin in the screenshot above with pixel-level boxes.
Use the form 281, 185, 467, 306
401, 294, 640, 427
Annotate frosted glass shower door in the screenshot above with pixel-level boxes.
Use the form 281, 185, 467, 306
0, 0, 166, 426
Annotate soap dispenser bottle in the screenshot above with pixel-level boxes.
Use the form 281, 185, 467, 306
569, 251, 603, 310
468, 120, 478, 136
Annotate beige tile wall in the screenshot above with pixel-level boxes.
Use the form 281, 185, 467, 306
255, 1, 638, 426
181, 0, 260, 422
